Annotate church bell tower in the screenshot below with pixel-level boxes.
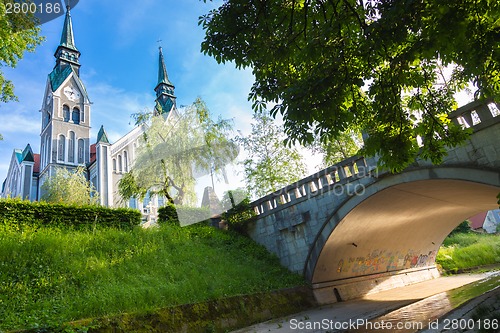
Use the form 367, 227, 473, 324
154, 47, 176, 116
38, 5, 91, 195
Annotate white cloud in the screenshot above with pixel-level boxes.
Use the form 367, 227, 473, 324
0, 112, 40, 135
86, 81, 154, 142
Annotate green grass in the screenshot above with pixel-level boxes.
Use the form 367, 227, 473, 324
436, 232, 500, 273
0, 224, 304, 331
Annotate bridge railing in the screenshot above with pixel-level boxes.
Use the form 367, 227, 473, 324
449, 98, 500, 130
251, 155, 376, 217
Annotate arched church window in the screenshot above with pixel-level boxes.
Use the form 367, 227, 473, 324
72, 107, 80, 124
43, 110, 50, 128
78, 139, 84, 164
118, 155, 123, 173
58, 134, 66, 161
41, 139, 46, 169
113, 159, 117, 172
123, 151, 128, 172
68, 131, 75, 163
45, 135, 50, 167
63, 105, 70, 122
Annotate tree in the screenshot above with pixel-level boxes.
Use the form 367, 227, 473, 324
308, 130, 363, 168
1, 1, 44, 103
200, 0, 499, 171
41, 166, 100, 205
237, 109, 307, 198
221, 187, 250, 211
118, 98, 238, 206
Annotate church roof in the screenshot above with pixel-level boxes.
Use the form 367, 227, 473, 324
155, 98, 174, 116
48, 65, 72, 91
33, 154, 40, 173
14, 144, 35, 164
96, 125, 110, 144
60, 6, 78, 52
21, 144, 35, 162
14, 149, 23, 164
90, 144, 96, 163
48, 64, 89, 99
157, 47, 174, 88
201, 186, 223, 217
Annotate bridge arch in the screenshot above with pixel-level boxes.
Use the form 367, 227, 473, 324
304, 166, 500, 302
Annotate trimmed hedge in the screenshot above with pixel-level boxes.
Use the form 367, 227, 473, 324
158, 203, 211, 226
0, 198, 141, 231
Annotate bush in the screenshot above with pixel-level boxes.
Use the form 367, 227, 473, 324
158, 203, 179, 225
0, 198, 141, 231
449, 220, 471, 235
158, 203, 211, 226
222, 197, 256, 234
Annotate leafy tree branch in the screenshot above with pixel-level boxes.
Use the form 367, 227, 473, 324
200, 0, 500, 171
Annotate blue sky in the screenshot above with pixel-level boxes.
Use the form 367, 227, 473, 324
0, 0, 259, 198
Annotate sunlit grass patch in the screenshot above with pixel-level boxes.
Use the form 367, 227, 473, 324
0, 224, 304, 331
437, 233, 500, 273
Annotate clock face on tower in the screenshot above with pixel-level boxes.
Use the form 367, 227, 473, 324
63, 86, 81, 101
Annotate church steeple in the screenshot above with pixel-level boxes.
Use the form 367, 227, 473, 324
154, 47, 176, 116
157, 46, 173, 88
40, 4, 90, 183
54, 5, 81, 73
60, 5, 77, 51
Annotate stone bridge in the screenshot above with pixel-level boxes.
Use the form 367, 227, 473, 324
247, 99, 500, 304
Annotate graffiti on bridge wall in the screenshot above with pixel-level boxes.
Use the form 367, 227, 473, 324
336, 249, 437, 275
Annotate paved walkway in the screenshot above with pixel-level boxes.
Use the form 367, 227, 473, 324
232, 273, 492, 333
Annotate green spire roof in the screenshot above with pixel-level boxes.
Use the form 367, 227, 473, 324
157, 47, 174, 87
60, 6, 78, 51
96, 125, 110, 144
15, 144, 34, 164
48, 65, 72, 91
21, 144, 35, 162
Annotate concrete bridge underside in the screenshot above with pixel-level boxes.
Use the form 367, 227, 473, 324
309, 168, 500, 304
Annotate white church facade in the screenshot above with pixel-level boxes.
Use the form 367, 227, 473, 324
1, 7, 177, 214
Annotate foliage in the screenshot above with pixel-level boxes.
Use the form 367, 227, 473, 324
221, 188, 250, 211
237, 109, 307, 198
436, 233, 500, 273
221, 196, 256, 234
158, 203, 211, 226
0, 0, 44, 103
0, 224, 304, 331
0, 198, 141, 231
41, 166, 100, 206
308, 130, 363, 168
119, 97, 238, 206
200, 0, 500, 172
116, 171, 147, 201
448, 220, 471, 236
158, 202, 179, 225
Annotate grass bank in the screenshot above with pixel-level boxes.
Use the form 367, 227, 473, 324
436, 232, 500, 274
0, 223, 304, 331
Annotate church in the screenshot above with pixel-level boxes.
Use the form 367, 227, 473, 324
1, 7, 177, 213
